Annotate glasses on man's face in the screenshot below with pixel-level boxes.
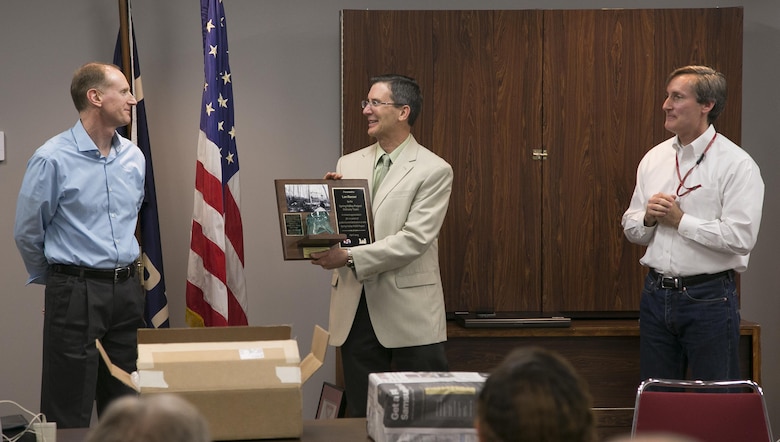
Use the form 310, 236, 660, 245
361, 99, 405, 109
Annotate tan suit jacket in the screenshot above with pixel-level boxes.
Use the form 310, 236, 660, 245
328, 135, 453, 348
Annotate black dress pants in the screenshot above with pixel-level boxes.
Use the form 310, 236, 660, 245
40, 270, 145, 428
340, 291, 448, 417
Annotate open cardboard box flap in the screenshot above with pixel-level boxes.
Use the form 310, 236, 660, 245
96, 340, 139, 391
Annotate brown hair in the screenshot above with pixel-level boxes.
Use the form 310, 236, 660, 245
370, 74, 423, 126
477, 347, 596, 442
70, 62, 117, 112
667, 65, 727, 124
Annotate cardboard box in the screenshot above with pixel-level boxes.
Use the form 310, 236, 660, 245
367, 371, 487, 442
98, 325, 328, 440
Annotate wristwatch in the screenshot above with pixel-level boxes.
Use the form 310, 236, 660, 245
345, 248, 355, 269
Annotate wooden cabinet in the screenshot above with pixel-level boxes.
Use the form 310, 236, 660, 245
341, 8, 743, 314
445, 320, 761, 439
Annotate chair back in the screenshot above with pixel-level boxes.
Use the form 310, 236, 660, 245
632, 379, 773, 442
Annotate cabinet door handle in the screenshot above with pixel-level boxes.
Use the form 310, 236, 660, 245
532, 148, 547, 160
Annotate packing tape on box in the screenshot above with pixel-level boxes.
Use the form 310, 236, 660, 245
138, 341, 300, 367
276, 366, 302, 383
136, 370, 169, 389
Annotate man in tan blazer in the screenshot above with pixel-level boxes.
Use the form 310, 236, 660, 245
311, 74, 453, 417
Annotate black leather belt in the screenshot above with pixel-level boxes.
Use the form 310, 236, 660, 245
650, 269, 733, 289
51, 263, 137, 283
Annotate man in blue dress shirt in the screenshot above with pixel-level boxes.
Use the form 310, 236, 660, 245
14, 62, 146, 428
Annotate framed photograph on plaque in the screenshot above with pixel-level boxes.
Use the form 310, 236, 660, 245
274, 179, 374, 260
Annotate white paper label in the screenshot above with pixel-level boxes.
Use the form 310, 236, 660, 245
239, 348, 265, 360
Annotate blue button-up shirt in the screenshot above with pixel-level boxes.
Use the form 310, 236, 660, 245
14, 120, 145, 284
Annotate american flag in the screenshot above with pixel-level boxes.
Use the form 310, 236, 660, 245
114, 1, 170, 328
186, 0, 248, 326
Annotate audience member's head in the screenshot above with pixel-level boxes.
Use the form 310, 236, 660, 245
85, 394, 210, 442
476, 347, 596, 442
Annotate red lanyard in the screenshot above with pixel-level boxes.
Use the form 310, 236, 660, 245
676, 133, 717, 197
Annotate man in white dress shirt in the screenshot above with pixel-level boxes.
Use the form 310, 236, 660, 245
622, 65, 764, 381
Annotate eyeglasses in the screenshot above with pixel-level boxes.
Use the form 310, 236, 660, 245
361, 100, 405, 109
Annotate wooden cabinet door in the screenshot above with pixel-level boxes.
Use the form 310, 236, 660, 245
652, 8, 743, 144
542, 9, 656, 312
341, 11, 436, 152
542, 8, 742, 311
341, 8, 742, 314
432, 11, 544, 312
341, 10, 544, 313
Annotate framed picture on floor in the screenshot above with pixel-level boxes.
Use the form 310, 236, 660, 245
316, 382, 346, 419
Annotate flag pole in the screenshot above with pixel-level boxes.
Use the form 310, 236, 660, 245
118, 0, 132, 134
117, 0, 142, 264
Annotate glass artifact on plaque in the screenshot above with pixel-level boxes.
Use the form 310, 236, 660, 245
306, 203, 335, 235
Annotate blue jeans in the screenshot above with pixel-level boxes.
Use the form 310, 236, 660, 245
639, 271, 740, 381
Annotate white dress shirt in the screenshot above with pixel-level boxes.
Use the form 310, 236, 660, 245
622, 125, 764, 276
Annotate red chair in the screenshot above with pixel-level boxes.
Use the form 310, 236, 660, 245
632, 379, 773, 442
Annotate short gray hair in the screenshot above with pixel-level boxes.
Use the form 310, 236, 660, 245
85, 394, 210, 442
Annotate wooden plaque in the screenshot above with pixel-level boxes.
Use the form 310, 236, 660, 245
274, 179, 374, 260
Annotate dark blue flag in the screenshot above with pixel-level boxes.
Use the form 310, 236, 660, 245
114, 8, 170, 328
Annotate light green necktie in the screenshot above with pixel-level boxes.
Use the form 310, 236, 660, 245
372, 154, 391, 197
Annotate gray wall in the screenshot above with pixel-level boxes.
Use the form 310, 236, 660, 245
0, 0, 777, 431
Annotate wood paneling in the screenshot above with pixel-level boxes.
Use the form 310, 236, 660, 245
341, 8, 743, 315
341, 10, 434, 153
542, 9, 657, 311
653, 8, 743, 144
433, 11, 543, 312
